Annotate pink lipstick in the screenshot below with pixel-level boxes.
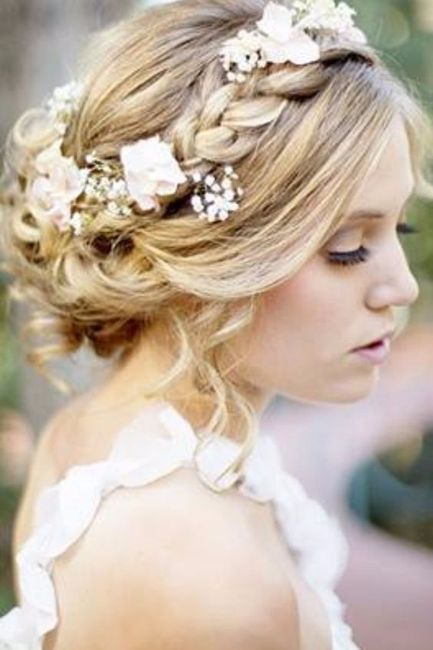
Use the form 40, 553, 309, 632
352, 338, 391, 365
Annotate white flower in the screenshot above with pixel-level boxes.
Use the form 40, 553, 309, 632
219, 0, 367, 82
191, 195, 204, 212
220, 29, 264, 74
46, 81, 83, 129
297, 0, 367, 43
256, 1, 321, 65
69, 212, 82, 236
28, 179, 71, 231
29, 146, 88, 231
120, 135, 187, 211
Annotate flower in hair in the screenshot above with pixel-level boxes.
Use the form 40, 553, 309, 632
190, 166, 244, 222
220, 30, 268, 83
28, 139, 88, 231
31, 82, 245, 235
120, 136, 187, 211
295, 0, 367, 42
45, 81, 83, 136
256, 1, 321, 65
220, 0, 367, 83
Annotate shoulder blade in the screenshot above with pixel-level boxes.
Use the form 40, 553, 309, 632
45, 467, 302, 650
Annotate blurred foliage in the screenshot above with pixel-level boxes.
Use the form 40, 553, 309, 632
0, 275, 19, 412
348, 429, 433, 550
0, 273, 21, 611
351, 0, 433, 287
0, 485, 21, 612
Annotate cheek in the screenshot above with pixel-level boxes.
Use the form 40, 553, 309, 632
255, 260, 355, 362
261, 264, 329, 341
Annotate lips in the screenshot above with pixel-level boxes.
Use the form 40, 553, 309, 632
353, 329, 396, 351
354, 338, 391, 364
358, 338, 386, 350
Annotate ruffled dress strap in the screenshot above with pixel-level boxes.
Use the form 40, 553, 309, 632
0, 402, 215, 649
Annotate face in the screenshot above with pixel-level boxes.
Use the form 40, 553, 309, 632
233, 115, 420, 409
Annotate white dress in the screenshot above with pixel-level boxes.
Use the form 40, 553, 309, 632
0, 400, 360, 650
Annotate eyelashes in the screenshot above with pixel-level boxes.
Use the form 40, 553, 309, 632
327, 223, 419, 268
327, 245, 370, 267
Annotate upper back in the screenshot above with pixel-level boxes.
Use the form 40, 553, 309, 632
42, 464, 302, 650
11, 393, 333, 650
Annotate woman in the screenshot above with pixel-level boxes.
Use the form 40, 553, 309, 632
0, 0, 432, 648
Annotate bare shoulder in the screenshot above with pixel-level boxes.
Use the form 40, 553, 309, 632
12, 398, 85, 549
45, 469, 301, 650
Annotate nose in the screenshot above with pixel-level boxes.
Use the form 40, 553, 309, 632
365, 241, 420, 310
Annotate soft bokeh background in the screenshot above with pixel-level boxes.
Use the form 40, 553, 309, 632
0, 1, 432, 648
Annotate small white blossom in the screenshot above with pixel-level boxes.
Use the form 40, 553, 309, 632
120, 205, 132, 217
46, 81, 83, 134
220, 28, 265, 83
191, 196, 204, 212
69, 212, 82, 236
192, 163, 243, 223
108, 201, 119, 214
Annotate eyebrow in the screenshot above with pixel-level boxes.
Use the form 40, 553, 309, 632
348, 189, 415, 223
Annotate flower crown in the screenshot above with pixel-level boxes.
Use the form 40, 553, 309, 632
28, 0, 366, 236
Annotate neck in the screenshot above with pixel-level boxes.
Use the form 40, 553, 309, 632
95, 320, 273, 440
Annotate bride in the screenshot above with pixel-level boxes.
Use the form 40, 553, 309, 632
1, 0, 432, 648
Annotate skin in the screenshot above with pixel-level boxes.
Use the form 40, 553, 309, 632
93, 114, 419, 431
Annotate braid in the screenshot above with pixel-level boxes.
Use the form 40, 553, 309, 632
171, 43, 379, 176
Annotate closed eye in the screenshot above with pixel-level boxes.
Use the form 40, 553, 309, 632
326, 222, 419, 267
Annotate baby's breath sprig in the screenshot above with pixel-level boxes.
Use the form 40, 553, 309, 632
45, 81, 83, 136
189, 165, 244, 223
82, 152, 133, 219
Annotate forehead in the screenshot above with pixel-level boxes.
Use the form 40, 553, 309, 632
348, 116, 415, 210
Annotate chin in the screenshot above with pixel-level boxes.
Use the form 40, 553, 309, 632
281, 372, 380, 406
324, 373, 380, 405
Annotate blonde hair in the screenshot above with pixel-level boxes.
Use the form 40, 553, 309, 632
1, 0, 433, 489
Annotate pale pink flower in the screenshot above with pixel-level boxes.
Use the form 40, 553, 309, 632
29, 153, 88, 231
256, 1, 320, 65
120, 135, 187, 211
34, 139, 64, 175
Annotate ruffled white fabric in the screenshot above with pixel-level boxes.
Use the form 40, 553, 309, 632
0, 402, 360, 650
